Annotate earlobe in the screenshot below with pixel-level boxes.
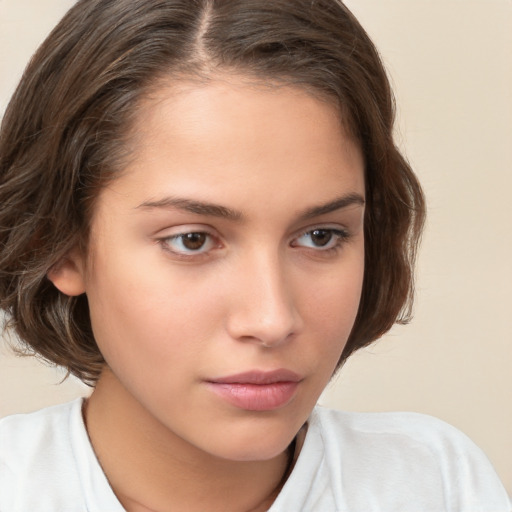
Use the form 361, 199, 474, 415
47, 250, 86, 297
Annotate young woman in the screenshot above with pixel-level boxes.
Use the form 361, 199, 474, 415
0, 0, 509, 510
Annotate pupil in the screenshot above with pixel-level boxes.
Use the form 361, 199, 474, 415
311, 229, 331, 247
182, 233, 206, 250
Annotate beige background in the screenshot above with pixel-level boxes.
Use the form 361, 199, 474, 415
1, 0, 511, 494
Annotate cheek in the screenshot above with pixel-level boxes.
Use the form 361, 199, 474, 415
84, 252, 163, 362
306, 258, 364, 325
84, 254, 219, 366
304, 259, 364, 355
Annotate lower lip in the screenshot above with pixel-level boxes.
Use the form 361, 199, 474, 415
206, 381, 299, 411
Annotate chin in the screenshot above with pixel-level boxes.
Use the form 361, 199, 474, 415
200, 414, 302, 462
214, 439, 293, 463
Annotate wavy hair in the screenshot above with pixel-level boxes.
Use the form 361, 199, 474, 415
0, 0, 425, 384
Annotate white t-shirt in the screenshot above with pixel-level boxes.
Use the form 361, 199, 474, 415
0, 399, 509, 511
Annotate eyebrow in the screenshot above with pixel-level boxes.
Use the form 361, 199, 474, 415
136, 192, 365, 222
298, 193, 365, 221
136, 197, 243, 221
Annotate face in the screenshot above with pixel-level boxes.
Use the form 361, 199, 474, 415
63, 78, 365, 461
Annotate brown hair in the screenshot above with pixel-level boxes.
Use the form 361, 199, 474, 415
0, 0, 425, 384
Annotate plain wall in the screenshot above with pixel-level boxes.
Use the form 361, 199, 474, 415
1, 0, 511, 494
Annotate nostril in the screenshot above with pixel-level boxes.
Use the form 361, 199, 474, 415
226, 303, 301, 348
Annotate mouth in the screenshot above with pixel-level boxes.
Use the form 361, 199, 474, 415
205, 369, 302, 411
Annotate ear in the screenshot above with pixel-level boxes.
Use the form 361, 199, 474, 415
47, 248, 86, 297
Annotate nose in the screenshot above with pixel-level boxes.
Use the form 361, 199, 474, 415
225, 251, 303, 348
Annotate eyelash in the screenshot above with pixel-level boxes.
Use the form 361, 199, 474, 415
158, 231, 220, 260
291, 228, 351, 255
158, 227, 351, 260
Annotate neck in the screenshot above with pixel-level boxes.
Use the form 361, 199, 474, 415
84, 370, 295, 512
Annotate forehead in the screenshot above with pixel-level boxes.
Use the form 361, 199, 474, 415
93, 77, 365, 221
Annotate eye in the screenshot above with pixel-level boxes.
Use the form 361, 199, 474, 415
292, 228, 349, 251
161, 231, 217, 255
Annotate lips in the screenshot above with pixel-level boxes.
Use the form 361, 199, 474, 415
206, 369, 302, 411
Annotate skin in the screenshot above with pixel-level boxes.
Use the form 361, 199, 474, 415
49, 76, 366, 512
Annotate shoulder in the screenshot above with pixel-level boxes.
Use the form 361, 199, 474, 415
309, 406, 511, 511
313, 405, 478, 450
0, 397, 79, 431
312, 406, 487, 453
0, 399, 80, 469
0, 399, 81, 460
0, 399, 87, 510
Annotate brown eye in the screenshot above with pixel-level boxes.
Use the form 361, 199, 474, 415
162, 231, 216, 255
180, 232, 207, 250
309, 229, 333, 247
292, 228, 349, 251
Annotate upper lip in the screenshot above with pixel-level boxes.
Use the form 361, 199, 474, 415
208, 369, 302, 385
